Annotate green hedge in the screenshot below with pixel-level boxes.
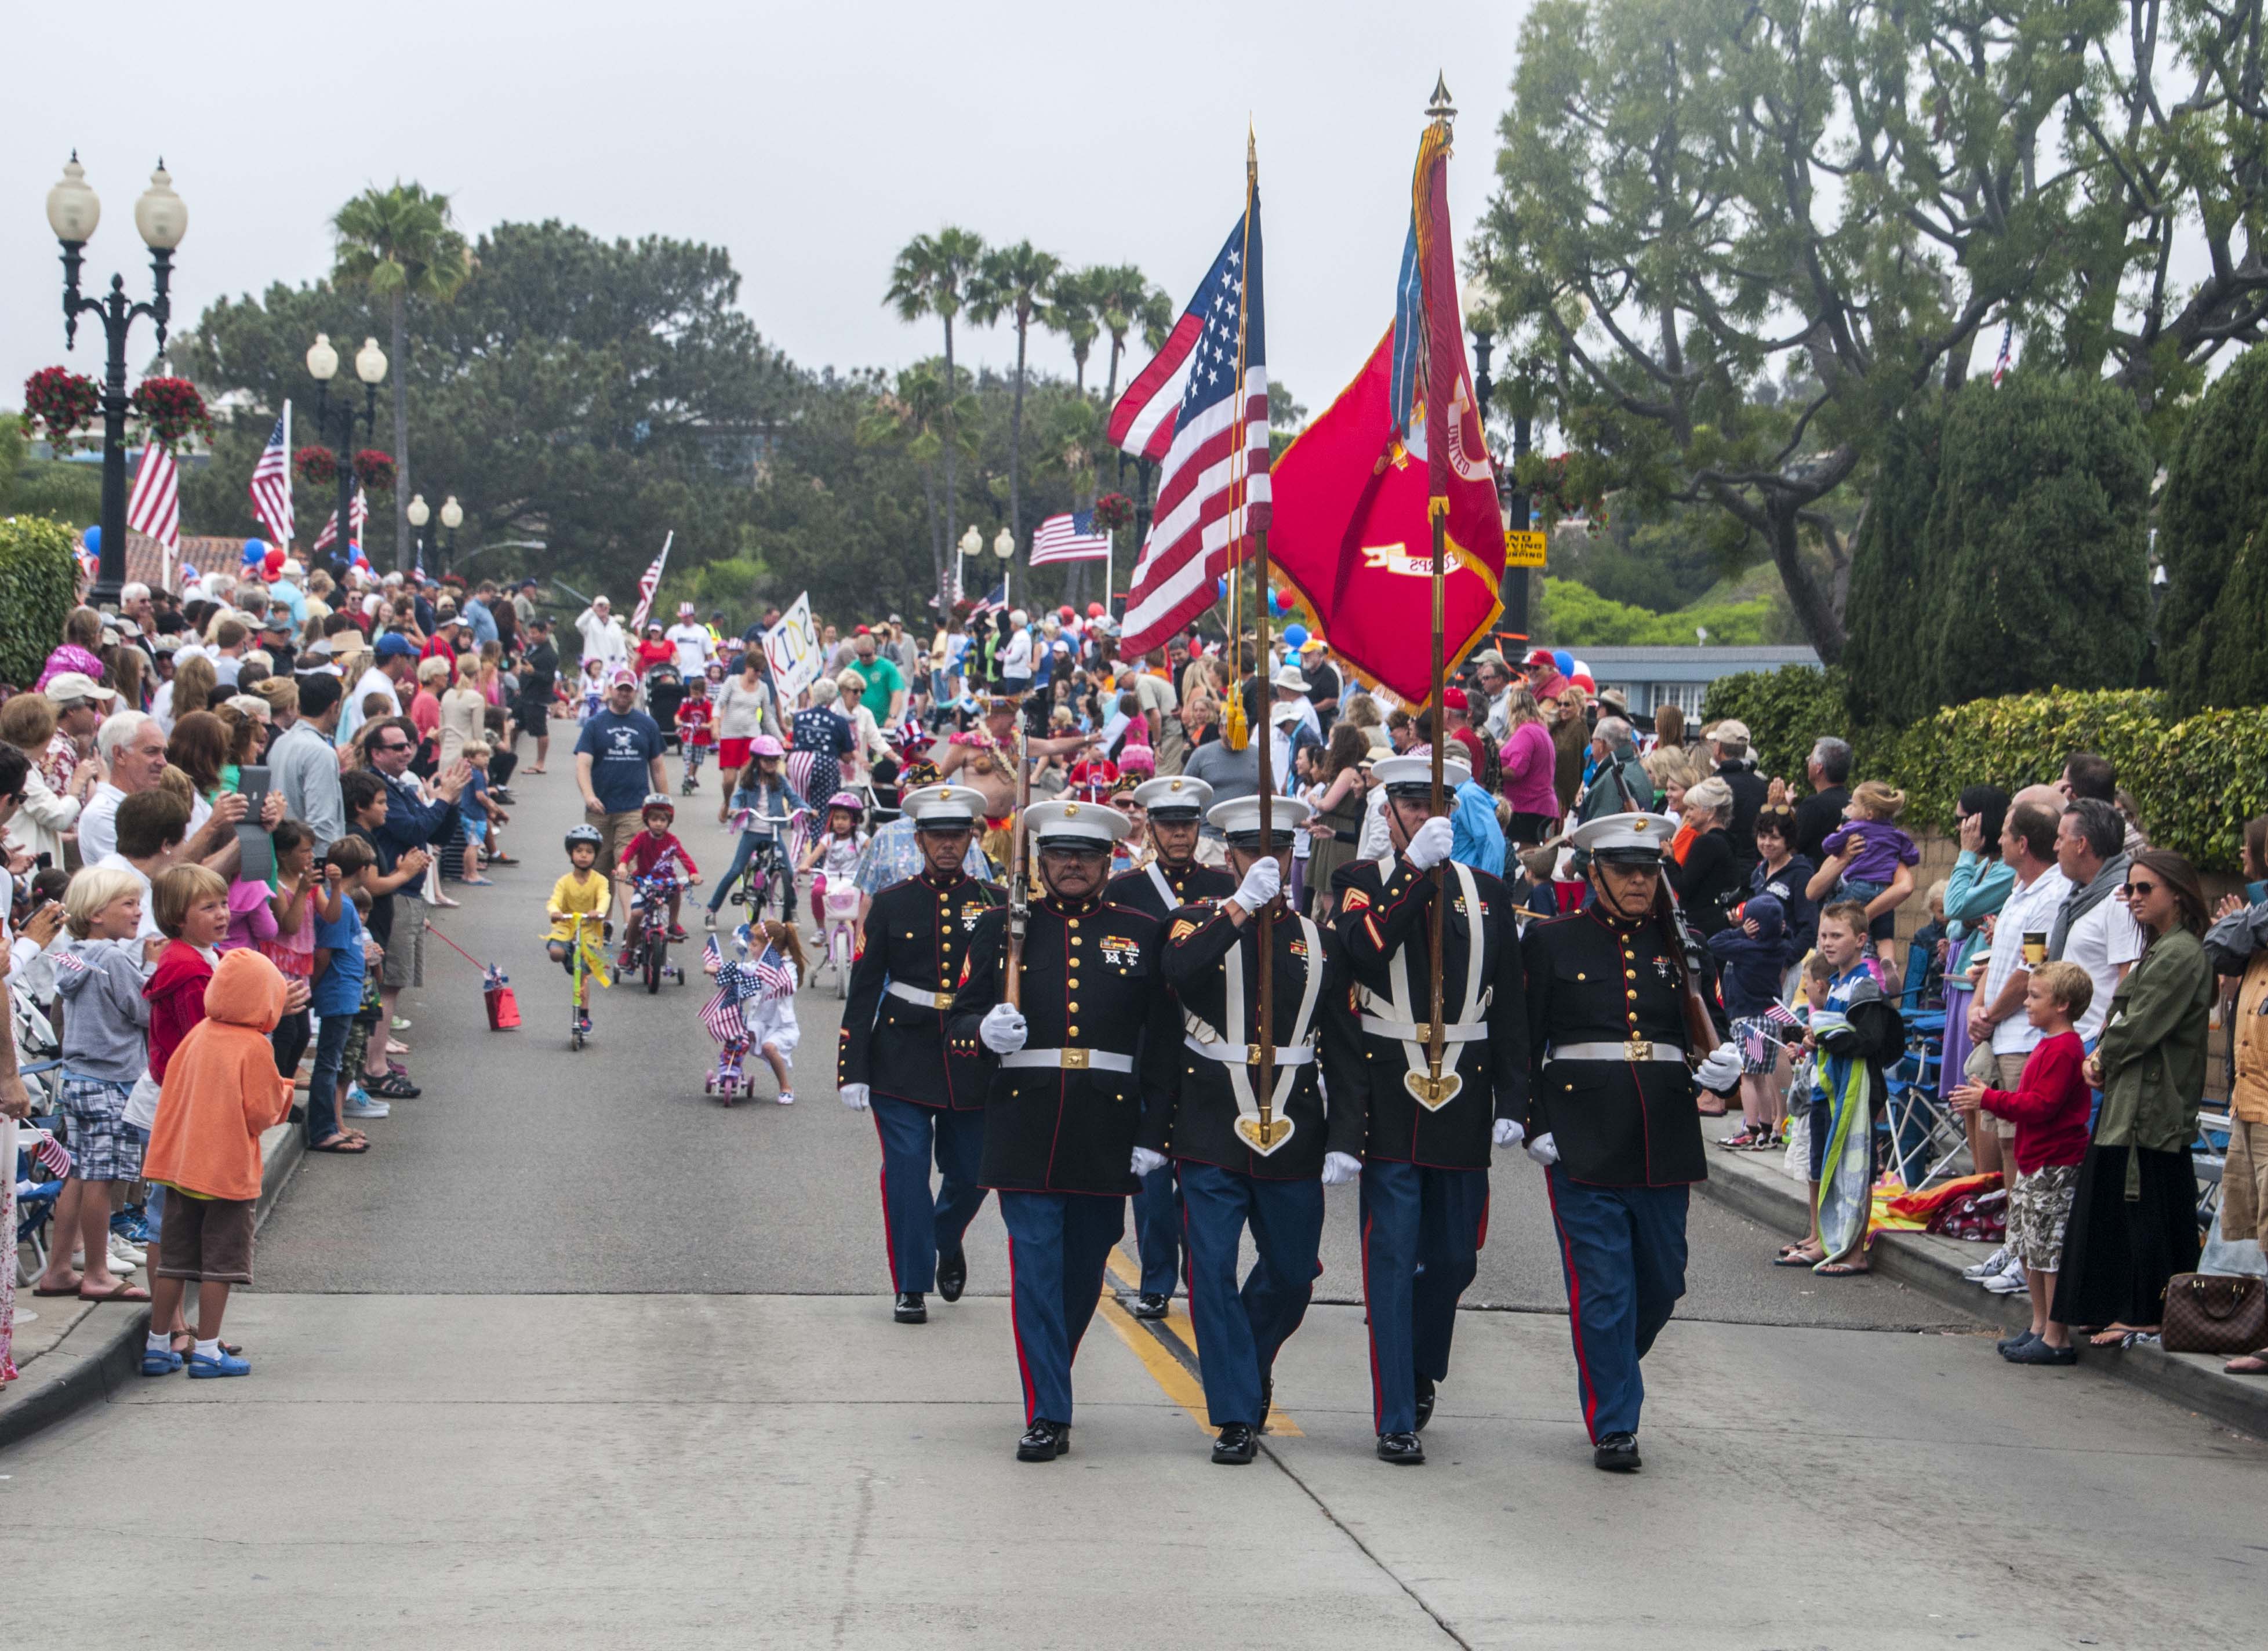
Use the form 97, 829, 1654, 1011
1700, 666, 2268, 871
0, 516, 83, 692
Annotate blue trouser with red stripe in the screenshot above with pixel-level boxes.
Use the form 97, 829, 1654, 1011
1177, 1162, 1325, 1427
999, 1190, 1125, 1425
1543, 1165, 1689, 1442
870, 1096, 986, 1294
1358, 1160, 1489, 1436
1132, 1161, 1183, 1296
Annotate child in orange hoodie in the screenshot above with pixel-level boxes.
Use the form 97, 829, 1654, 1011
140, 948, 295, 1378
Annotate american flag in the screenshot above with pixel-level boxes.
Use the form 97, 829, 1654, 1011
1030, 510, 1112, 566
753, 943, 798, 999
1764, 1001, 1802, 1029
126, 441, 180, 565
630, 530, 674, 633
699, 978, 751, 1045
310, 486, 368, 554
248, 407, 293, 547
1991, 318, 2013, 387
29, 1130, 71, 1180
1108, 194, 1269, 657
702, 932, 723, 972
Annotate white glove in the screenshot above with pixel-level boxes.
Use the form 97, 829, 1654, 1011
1321, 1151, 1362, 1186
1492, 1118, 1525, 1149
980, 1003, 1028, 1054
839, 1082, 870, 1112
1406, 815, 1455, 871
1131, 1146, 1168, 1177
1525, 1131, 1560, 1167
1695, 1042, 1743, 1092
1230, 856, 1282, 914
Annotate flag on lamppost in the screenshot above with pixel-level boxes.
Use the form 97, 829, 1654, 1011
126, 441, 181, 584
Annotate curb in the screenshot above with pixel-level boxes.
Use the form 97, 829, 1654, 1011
1695, 1145, 2268, 1441
0, 1119, 305, 1453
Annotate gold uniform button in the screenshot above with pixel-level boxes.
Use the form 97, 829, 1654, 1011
1625, 969, 1637, 981
1576, 972, 1586, 981
1068, 1025, 1080, 1036
1068, 919, 1080, 930
1069, 1002, 1080, 1012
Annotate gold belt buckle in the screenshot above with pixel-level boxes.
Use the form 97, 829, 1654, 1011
1062, 1048, 1091, 1070
1623, 1035, 1653, 1061
932, 990, 953, 1009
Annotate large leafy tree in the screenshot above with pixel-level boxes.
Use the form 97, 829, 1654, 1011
1045, 267, 1102, 395
968, 241, 1062, 546
2158, 344, 2268, 708
331, 182, 470, 570
853, 361, 979, 603
1085, 264, 1173, 407
885, 227, 987, 608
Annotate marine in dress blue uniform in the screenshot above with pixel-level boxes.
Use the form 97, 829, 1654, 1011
1513, 812, 1744, 1472
1327, 753, 1529, 1466
1106, 774, 1235, 1319
948, 799, 1182, 1463
837, 785, 1003, 1323
1140, 794, 1361, 1464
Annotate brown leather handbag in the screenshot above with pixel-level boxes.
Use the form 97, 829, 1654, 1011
2160, 1272, 2267, 1355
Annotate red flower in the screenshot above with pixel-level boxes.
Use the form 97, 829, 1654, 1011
294, 446, 338, 488
23, 366, 103, 447
353, 449, 397, 490
1091, 491, 1135, 533
129, 376, 212, 449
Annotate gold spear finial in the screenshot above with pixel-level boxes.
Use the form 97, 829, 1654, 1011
1427, 73, 1456, 122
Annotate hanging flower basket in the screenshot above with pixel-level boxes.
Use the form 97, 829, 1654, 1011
1091, 491, 1135, 533
23, 366, 103, 448
293, 446, 338, 488
353, 449, 397, 491
129, 376, 212, 449
1515, 450, 1612, 533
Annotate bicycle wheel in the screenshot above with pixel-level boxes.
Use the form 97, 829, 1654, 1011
644, 930, 664, 994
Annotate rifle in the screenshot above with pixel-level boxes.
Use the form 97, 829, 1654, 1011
1004, 721, 1031, 1010
1652, 877, 1722, 1064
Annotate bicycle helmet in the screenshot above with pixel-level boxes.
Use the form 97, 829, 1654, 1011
825, 790, 866, 819
565, 824, 604, 852
641, 792, 675, 817
748, 734, 784, 758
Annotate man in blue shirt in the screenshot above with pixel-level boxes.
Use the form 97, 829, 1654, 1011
462, 583, 500, 648
575, 667, 667, 871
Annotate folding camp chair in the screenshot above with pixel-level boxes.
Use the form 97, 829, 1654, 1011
1878, 1006, 1968, 1192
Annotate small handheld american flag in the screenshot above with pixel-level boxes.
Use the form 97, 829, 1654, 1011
753, 944, 798, 1000
30, 1130, 71, 1180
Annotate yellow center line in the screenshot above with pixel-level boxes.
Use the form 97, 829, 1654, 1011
1103, 1243, 1304, 1437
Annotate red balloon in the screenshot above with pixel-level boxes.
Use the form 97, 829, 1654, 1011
1086, 602, 1104, 618
1570, 672, 1597, 692
262, 548, 286, 580
1059, 605, 1074, 619
1276, 588, 1294, 611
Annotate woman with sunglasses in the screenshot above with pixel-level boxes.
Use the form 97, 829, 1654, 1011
2053, 849, 2212, 1349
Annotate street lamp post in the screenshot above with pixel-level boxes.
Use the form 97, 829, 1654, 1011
47, 153, 187, 606
993, 523, 1015, 612
303, 333, 387, 580
405, 492, 464, 577
957, 524, 981, 610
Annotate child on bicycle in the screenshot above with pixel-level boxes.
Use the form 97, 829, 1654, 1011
616, 795, 702, 968
548, 824, 612, 1032
706, 736, 807, 930
676, 664, 720, 793
745, 920, 806, 1105
797, 791, 868, 944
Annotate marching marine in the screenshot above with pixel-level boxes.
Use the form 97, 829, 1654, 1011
1328, 752, 1529, 1465
1141, 794, 1360, 1464
949, 799, 1183, 1463
837, 785, 1004, 1324
1106, 774, 1236, 1319
1514, 812, 1744, 1472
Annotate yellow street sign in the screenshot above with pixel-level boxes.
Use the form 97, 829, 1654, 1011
1506, 530, 1547, 568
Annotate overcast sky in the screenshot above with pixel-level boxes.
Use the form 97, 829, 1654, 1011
6, 1, 1530, 423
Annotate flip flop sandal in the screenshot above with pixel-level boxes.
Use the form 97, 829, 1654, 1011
1812, 1263, 1870, 1277
2222, 1355, 2268, 1375
310, 1136, 371, 1154
79, 1281, 152, 1301
1772, 1251, 1824, 1267
32, 1281, 84, 1297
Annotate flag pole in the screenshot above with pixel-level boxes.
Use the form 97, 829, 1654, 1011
281, 398, 293, 559
1236, 123, 1277, 1144
1423, 82, 1453, 1100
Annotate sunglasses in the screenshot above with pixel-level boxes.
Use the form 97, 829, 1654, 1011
373, 740, 412, 754
2122, 880, 2156, 897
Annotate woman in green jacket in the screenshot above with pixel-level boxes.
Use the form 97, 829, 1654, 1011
2054, 849, 2212, 1348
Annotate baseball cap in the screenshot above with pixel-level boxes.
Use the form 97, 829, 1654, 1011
1713, 718, 1752, 744
375, 632, 419, 659
1524, 648, 1557, 669
1441, 686, 1469, 712
45, 671, 115, 707
262, 613, 292, 634
610, 667, 639, 687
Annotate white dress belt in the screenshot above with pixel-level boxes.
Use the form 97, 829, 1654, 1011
999, 1047, 1136, 1074
886, 980, 953, 1010
1359, 1015, 1489, 1044
1548, 1039, 1687, 1064
1183, 1035, 1316, 1066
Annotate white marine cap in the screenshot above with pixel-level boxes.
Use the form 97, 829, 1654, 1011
1569, 810, 1678, 865
1026, 798, 1132, 849
1371, 750, 1471, 797
1207, 792, 1313, 847
1130, 774, 1213, 820
902, 784, 988, 831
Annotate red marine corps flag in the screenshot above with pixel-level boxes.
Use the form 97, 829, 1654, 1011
1269, 82, 1508, 708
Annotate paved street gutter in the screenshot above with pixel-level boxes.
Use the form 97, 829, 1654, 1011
1696, 1142, 2268, 1440
0, 1118, 305, 1450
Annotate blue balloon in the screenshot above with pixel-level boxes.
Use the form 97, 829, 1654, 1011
82, 525, 99, 554
1553, 649, 1574, 676
1216, 575, 1229, 599
1282, 624, 1308, 649
243, 537, 267, 561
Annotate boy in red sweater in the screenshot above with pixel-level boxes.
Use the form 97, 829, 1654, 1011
616, 797, 702, 964
1949, 958, 2094, 1366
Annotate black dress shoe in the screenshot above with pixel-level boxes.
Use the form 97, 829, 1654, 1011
1593, 1432, 1641, 1472
1017, 1419, 1070, 1462
893, 1292, 928, 1324
1413, 1375, 1437, 1433
1258, 1371, 1274, 1434
1132, 1292, 1170, 1320
936, 1248, 967, 1303
1376, 1430, 1426, 1465
1212, 1423, 1257, 1464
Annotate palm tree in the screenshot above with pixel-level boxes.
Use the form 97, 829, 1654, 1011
857, 363, 980, 612
331, 182, 471, 570
968, 242, 1062, 548
1088, 265, 1173, 407
885, 228, 986, 595
1046, 267, 1102, 396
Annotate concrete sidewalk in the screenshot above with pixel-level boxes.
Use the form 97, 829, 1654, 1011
0, 1114, 304, 1450
1695, 1139, 2268, 1439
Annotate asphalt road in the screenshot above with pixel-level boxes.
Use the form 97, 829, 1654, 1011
10, 748, 2262, 1650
